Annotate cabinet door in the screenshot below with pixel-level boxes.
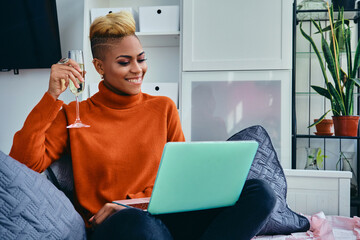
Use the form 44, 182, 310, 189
181, 70, 292, 168
182, 0, 293, 71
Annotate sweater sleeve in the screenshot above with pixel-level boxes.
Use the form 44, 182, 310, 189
166, 100, 185, 142
9, 92, 69, 172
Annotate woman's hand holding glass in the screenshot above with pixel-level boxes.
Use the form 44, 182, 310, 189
48, 58, 84, 100
47, 50, 90, 128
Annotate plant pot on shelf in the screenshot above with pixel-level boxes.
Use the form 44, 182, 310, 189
314, 118, 333, 136
332, 116, 360, 137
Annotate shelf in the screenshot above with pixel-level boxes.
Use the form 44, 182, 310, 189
296, 9, 360, 22
296, 134, 360, 139
294, 2, 360, 216
295, 92, 324, 95
296, 51, 356, 56
136, 31, 180, 47
295, 92, 360, 95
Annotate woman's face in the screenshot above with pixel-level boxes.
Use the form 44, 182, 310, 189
98, 35, 147, 95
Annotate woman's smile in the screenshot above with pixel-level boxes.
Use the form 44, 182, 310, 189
125, 76, 143, 84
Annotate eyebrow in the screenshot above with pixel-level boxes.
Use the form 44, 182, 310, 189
116, 51, 145, 59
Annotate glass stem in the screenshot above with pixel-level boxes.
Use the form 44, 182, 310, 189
75, 95, 81, 122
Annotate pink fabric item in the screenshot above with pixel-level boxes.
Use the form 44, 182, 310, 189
306, 212, 334, 239
353, 216, 360, 237
252, 212, 360, 240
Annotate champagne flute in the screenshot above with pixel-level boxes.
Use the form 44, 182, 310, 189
67, 50, 90, 128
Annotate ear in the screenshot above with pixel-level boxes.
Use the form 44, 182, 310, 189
92, 58, 104, 75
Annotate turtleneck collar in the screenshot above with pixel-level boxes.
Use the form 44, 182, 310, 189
91, 81, 143, 109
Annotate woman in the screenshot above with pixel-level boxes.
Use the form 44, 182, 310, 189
10, 11, 275, 239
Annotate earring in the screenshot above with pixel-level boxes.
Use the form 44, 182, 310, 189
100, 74, 104, 80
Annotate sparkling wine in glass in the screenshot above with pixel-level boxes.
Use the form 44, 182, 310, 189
67, 50, 90, 128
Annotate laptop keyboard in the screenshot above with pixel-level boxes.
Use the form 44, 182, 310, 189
129, 202, 149, 210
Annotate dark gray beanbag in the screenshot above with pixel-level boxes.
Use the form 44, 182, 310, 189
227, 125, 310, 235
0, 151, 86, 239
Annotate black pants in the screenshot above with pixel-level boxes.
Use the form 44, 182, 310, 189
91, 179, 276, 240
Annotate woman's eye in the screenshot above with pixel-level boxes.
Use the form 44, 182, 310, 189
118, 62, 130, 66
138, 58, 147, 63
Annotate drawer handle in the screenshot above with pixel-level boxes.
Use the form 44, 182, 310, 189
157, 9, 162, 14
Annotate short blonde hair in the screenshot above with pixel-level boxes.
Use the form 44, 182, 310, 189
90, 11, 136, 59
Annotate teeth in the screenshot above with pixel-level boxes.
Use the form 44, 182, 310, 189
127, 78, 142, 83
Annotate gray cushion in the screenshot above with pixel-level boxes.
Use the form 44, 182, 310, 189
0, 151, 86, 239
227, 125, 310, 235
43, 153, 74, 203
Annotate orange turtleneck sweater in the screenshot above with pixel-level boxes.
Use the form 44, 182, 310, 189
10, 81, 185, 225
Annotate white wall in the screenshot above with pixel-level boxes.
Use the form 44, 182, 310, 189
0, 0, 84, 154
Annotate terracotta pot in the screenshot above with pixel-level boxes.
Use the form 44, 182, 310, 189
332, 116, 360, 137
314, 119, 333, 136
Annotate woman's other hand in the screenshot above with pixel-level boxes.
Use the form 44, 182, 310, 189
89, 203, 127, 227
47, 58, 84, 100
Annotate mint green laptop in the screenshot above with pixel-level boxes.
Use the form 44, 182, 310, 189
147, 141, 258, 215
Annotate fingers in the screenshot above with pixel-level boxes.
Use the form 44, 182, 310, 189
89, 203, 126, 227
57, 62, 84, 85
66, 59, 85, 83
48, 57, 87, 99
52, 62, 83, 87
60, 79, 67, 92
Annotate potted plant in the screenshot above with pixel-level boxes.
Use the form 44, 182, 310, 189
313, 118, 333, 135
305, 147, 326, 170
300, 3, 360, 136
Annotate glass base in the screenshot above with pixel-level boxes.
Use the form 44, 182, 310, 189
67, 121, 90, 128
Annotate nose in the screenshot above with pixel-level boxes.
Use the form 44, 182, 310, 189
130, 60, 142, 73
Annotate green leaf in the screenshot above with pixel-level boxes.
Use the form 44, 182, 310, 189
317, 20, 350, 33
312, 20, 322, 33
311, 85, 331, 100
339, 7, 344, 26
351, 78, 360, 87
352, 37, 360, 78
330, 4, 334, 27
340, 68, 347, 84
322, 33, 339, 89
330, 97, 342, 116
345, 27, 352, 75
300, 21, 329, 84
345, 79, 355, 115
330, 28, 340, 73
328, 82, 346, 115
308, 110, 332, 128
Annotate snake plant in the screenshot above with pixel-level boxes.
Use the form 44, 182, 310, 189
300, 4, 360, 127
